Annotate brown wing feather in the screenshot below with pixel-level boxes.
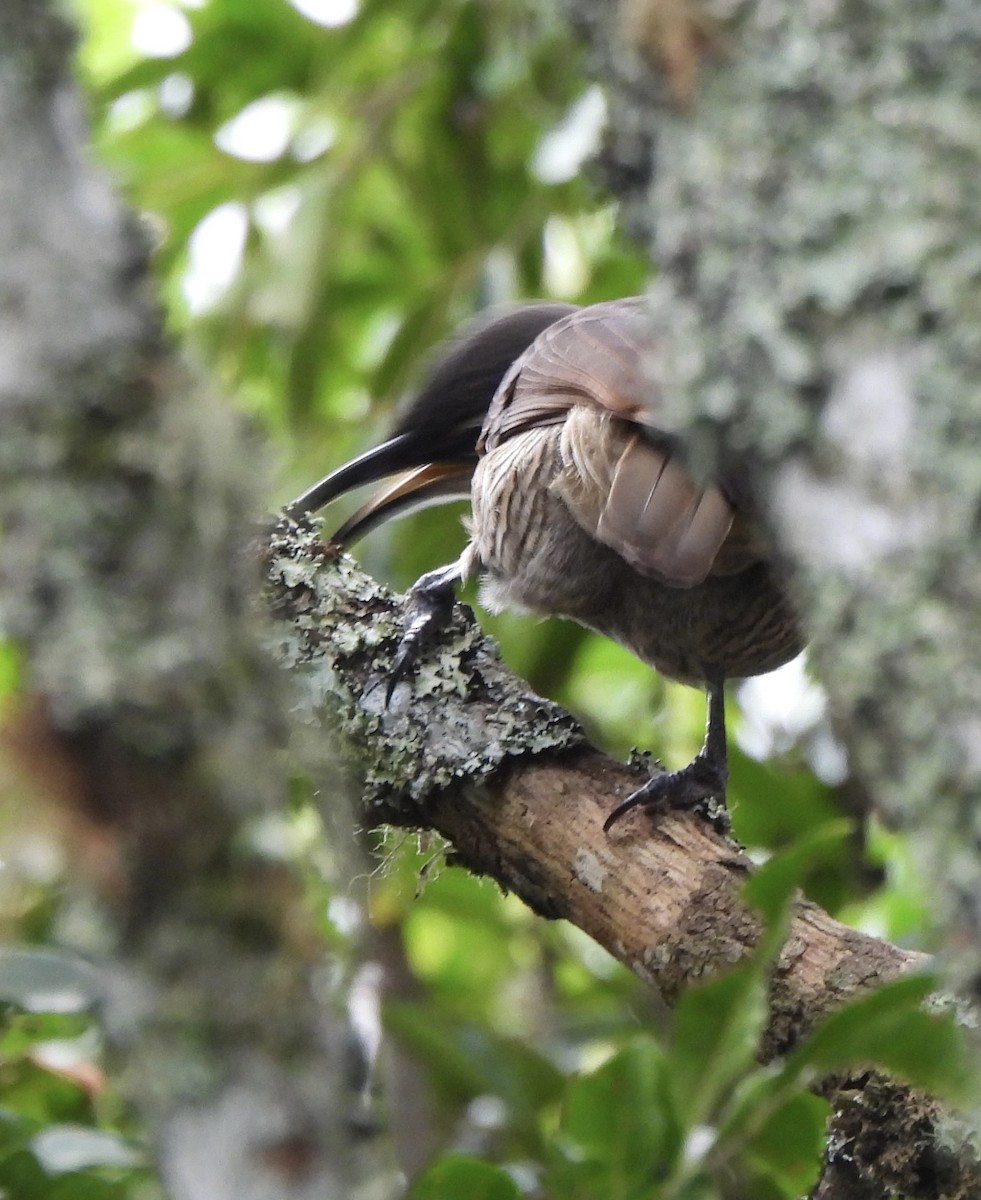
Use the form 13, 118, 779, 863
482, 297, 760, 588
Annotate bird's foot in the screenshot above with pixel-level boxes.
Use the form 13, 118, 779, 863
603, 752, 728, 833
385, 563, 462, 705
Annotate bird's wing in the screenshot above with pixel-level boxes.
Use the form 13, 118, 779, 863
480, 297, 654, 447
480, 298, 761, 588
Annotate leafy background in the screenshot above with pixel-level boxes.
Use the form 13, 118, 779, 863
0, 0, 955, 1196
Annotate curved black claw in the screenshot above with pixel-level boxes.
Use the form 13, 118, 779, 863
604, 677, 729, 834
385, 562, 462, 706
603, 752, 727, 833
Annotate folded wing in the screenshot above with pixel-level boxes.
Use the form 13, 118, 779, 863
480, 298, 755, 588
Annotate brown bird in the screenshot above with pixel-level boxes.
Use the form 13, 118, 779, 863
287, 298, 803, 829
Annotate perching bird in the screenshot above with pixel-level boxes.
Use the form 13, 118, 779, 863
286, 298, 803, 829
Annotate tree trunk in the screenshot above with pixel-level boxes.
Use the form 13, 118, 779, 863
0, 3, 398, 1196
564, 0, 981, 990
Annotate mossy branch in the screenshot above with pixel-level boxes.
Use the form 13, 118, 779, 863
266, 515, 981, 1199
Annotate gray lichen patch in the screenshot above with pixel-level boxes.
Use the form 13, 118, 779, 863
265, 518, 586, 821
573, 847, 609, 893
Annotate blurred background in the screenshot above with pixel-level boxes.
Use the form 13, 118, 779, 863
0, 0, 935, 1195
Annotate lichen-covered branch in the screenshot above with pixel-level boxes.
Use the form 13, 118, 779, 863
266, 516, 981, 1199
0, 4, 393, 1197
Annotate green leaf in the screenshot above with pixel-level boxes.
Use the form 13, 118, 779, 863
553, 1039, 681, 1195
409, 1155, 520, 1200
743, 820, 855, 927
385, 999, 564, 1143
0, 640, 22, 696
668, 963, 769, 1130
30, 1126, 141, 1176
786, 973, 969, 1097
744, 1091, 827, 1196
0, 1107, 30, 1160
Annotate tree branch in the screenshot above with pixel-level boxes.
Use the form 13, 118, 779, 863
266, 516, 981, 1200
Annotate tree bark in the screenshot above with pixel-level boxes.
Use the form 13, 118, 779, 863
0, 3, 397, 1197
563, 0, 981, 995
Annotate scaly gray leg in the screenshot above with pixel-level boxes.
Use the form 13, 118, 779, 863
385, 561, 465, 706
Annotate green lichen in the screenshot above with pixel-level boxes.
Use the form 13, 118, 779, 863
266, 523, 586, 822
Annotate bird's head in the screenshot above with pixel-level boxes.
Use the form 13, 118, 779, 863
285, 302, 575, 546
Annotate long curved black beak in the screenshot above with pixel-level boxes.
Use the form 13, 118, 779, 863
331, 461, 475, 545
283, 427, 479, 547
284, 429, 469, 520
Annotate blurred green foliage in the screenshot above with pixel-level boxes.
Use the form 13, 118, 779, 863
0, 0, 950, 1195
0, 959, 149, 1198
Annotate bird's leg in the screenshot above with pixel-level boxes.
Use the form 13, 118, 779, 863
603, 678, 729, 832
385, 560, 465, 705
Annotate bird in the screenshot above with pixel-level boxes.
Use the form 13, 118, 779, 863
286, 297, 803, 830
